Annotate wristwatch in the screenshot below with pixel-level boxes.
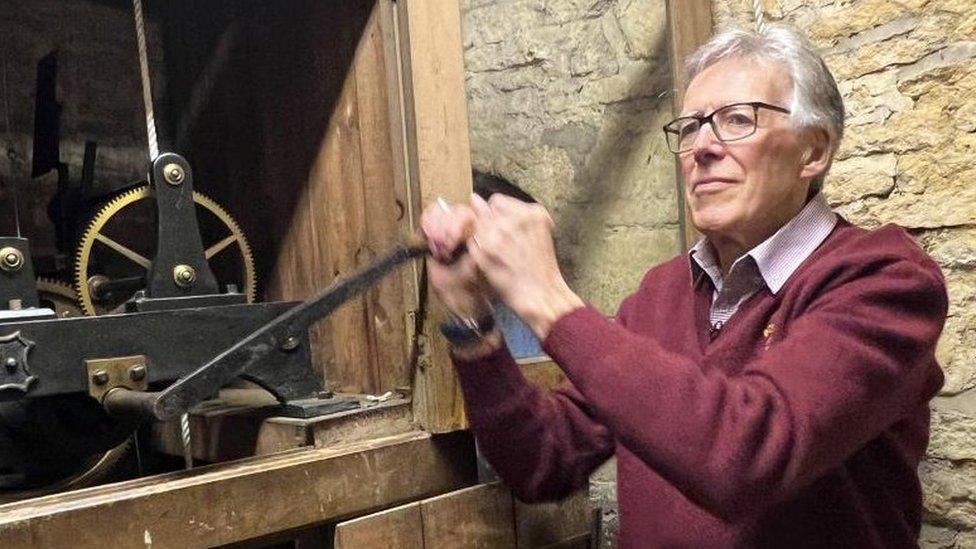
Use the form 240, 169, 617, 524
439, 312, 496, 346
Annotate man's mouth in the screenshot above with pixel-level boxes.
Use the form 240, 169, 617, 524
692, 178, 736, 193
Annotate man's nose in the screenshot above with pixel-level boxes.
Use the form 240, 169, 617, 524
691, 122, 725, 164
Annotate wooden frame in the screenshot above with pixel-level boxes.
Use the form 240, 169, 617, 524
665, 0, 714, 250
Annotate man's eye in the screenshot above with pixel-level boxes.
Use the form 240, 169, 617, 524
725, 113, 753, 126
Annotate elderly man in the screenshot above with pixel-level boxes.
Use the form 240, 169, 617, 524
422, 24, 946, 548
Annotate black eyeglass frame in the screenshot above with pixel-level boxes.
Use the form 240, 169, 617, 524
662, 101, 791, 154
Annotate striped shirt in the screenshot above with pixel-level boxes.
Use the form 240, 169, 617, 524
689, 193, 838, 330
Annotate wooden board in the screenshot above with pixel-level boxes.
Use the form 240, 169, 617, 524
334, 503, 424, 548
0, 431, 476, 548
335, 483, 592, 548
665, 0, 714, 250
396, 0, 475, 434
422, 483, 517, 547
150, 388, 417, 463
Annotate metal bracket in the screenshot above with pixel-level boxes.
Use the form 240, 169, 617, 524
145, 153, 220, 299
0, 237, 40, 310
86, 355, 150, 402
0, 331, 36, 396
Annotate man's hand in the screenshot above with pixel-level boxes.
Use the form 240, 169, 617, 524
420, 198, 494, 322
468, 194, 584, 340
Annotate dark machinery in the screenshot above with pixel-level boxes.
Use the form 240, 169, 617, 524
0, 0, 429, 500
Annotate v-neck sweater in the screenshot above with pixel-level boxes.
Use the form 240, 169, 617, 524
454, 219, 947, 548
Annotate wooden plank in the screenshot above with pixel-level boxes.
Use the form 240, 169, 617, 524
0, 431, 476, 549
514, 491, 591, 549
150, 388, 416, 462
397, 0, 474, 433
355, 1, 412, 392
421, 483, 516, 548
315, 52, 376, 393
334, 503, 424, 549
666, 0, 713, 250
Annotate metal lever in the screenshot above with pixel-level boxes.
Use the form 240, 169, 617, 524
106, 236, 432, 421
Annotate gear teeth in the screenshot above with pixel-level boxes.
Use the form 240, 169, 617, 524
73, 185, 256, 314
74, 185, 153, 316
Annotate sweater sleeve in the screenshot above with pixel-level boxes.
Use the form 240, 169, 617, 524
542, 255, 947, 520
453, 344, 615, 502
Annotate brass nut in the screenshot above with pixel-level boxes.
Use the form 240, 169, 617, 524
92, 369, 109, 385
173, 264, 197, 287
129, 364, 147, 382
163, 163, 185, 185
0, 247, 24, 272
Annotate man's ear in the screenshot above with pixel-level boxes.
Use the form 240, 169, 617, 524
800, 127, 832, 180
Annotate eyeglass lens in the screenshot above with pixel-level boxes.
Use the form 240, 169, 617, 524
669, 104, 758, 152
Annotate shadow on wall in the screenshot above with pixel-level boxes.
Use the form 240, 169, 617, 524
548, 28, 678, 302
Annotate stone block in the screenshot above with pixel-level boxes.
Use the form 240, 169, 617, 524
822, 153, 896, 206
920, 460, 976, 530
929, 409, 976, 462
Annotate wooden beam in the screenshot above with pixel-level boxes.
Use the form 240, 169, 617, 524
0, 431, 476, 548
150, 388, 416, 463
395, 0, 474, 433
666, 0, 714, 250
335, 483, 592, 548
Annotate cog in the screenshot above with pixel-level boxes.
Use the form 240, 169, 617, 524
36, 278, 84, 318
74, 185, 256, 315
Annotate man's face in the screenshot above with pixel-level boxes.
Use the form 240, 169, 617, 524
679, 58, 812, 241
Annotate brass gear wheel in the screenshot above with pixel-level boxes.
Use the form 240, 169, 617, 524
74, 185, 256, 315
36, 277, 84, 318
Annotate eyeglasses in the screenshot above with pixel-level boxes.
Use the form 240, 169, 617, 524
662, 102, 791, 154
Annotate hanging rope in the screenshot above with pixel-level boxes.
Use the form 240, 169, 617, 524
752, 0, 767, 33
132, 0, 159, 160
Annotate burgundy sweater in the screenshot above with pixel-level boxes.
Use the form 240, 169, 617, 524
454, 220, 947, 548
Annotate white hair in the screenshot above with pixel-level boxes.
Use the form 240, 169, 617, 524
685, 23, 845, 192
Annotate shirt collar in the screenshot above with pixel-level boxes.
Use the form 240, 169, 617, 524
688, 193, 838, 294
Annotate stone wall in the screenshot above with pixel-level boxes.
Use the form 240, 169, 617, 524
460, 0, 681, 544
0, 0, 163, 257
716, 1, 976, 547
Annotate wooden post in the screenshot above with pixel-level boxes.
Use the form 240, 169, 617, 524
395, 0, 474, 433
666, 0, 714, 250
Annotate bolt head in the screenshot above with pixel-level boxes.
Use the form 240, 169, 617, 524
163, 163, 185, 185
173, 264, 197, 287
4, 357, 17, 372
129, 364, 147, 382
0, 247, 23, 271
92, 369, 109, 385
281, 336, 300, 351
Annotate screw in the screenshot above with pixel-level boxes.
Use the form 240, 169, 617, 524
163, 163, 185, 185
0, 247, 23, 272
92, 369, 109, 385
4, 357, 17, 372
129, 364, 147, 382
281, 336, 300, 351
173, 264, 197, 287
